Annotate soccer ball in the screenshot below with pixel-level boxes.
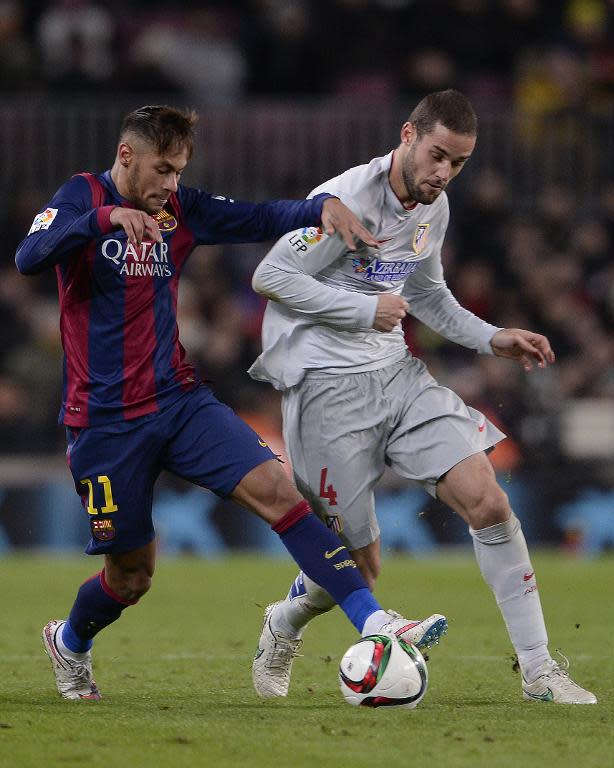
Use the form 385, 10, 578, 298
339, 634, 428, 709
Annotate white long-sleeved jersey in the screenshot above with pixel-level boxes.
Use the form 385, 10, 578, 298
249, 151, 501, 391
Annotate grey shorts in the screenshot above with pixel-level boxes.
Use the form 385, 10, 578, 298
282, 357, 506, 550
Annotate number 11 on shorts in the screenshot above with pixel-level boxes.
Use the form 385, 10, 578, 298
319, 467, 338, 506
80, 475, 119, 515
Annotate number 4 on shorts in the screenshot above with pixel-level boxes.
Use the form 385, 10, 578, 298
319, 467, 338, 506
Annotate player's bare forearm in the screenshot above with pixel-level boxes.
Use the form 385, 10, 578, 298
490, 328, 555, 372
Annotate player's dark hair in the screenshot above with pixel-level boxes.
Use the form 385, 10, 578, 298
408, 90, 477, 139
120, 105, 198, 158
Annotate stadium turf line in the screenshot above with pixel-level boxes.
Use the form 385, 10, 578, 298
0, 552, 611, 768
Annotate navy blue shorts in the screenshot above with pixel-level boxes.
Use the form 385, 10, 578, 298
66, 386, 277, 555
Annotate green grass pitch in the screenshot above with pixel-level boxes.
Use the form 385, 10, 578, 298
0, 552, 611, 768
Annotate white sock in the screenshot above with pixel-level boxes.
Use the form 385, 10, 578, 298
270, 572, 336, 638
361, 610, 390, 637
470, 513, 551, 681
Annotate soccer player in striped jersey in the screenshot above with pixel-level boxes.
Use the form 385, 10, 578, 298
249, 90, 596, 704
16, 105, 443, 701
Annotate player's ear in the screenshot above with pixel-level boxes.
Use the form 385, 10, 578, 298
400, 122, 415, 146
118, 141, 134, 168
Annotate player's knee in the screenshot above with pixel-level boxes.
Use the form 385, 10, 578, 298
128, 573, 152, 602
268, 481, 303, 516
107, 568, 153, 603
120, 574, 152, 602
255, 481, 303, 523
232, 460, 304, 523
467, 484, 511, 530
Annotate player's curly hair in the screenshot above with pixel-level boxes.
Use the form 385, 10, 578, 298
408, 90, 477, 139
120, 105, 199, 158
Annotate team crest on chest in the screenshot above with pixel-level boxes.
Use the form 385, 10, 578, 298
413, 224, 430, 254
154, 209, 178, 233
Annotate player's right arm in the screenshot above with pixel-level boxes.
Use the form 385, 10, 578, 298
15, 175, 117, 275
251, 189, 405, 332
254, 234, 408, 332
252, 227, 381, 332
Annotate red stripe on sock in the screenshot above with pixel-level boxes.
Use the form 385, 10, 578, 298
99, 570, 138, 606
272, 500, 312, 534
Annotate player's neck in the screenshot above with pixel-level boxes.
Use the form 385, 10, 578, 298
389, 152, 416, 210
110, 161, 130, 201
388, 174, 417, 211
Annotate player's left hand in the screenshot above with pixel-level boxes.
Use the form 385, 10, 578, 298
490, 328, 555, 372
320, 198, 379, 251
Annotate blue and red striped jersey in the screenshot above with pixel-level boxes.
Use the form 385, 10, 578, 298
15, 171, 331, 427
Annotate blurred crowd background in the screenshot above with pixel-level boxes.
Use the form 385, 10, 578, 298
0, 0, 613, 557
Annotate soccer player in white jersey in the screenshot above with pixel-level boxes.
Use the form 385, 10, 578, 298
248, 90, 596, 704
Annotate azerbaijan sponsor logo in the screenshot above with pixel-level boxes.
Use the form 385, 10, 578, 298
351, 257, 420, 282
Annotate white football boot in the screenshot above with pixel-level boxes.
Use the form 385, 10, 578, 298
379, 610, 448, 650
42, 620, 101, 701
522, 656, 597, 704
253, 604, 448, 698
253, 602, 303, 698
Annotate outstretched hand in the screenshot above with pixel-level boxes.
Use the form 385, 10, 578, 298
490, 328, 555, 372
110, 207, 163, 246
320, 198, 379, 251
